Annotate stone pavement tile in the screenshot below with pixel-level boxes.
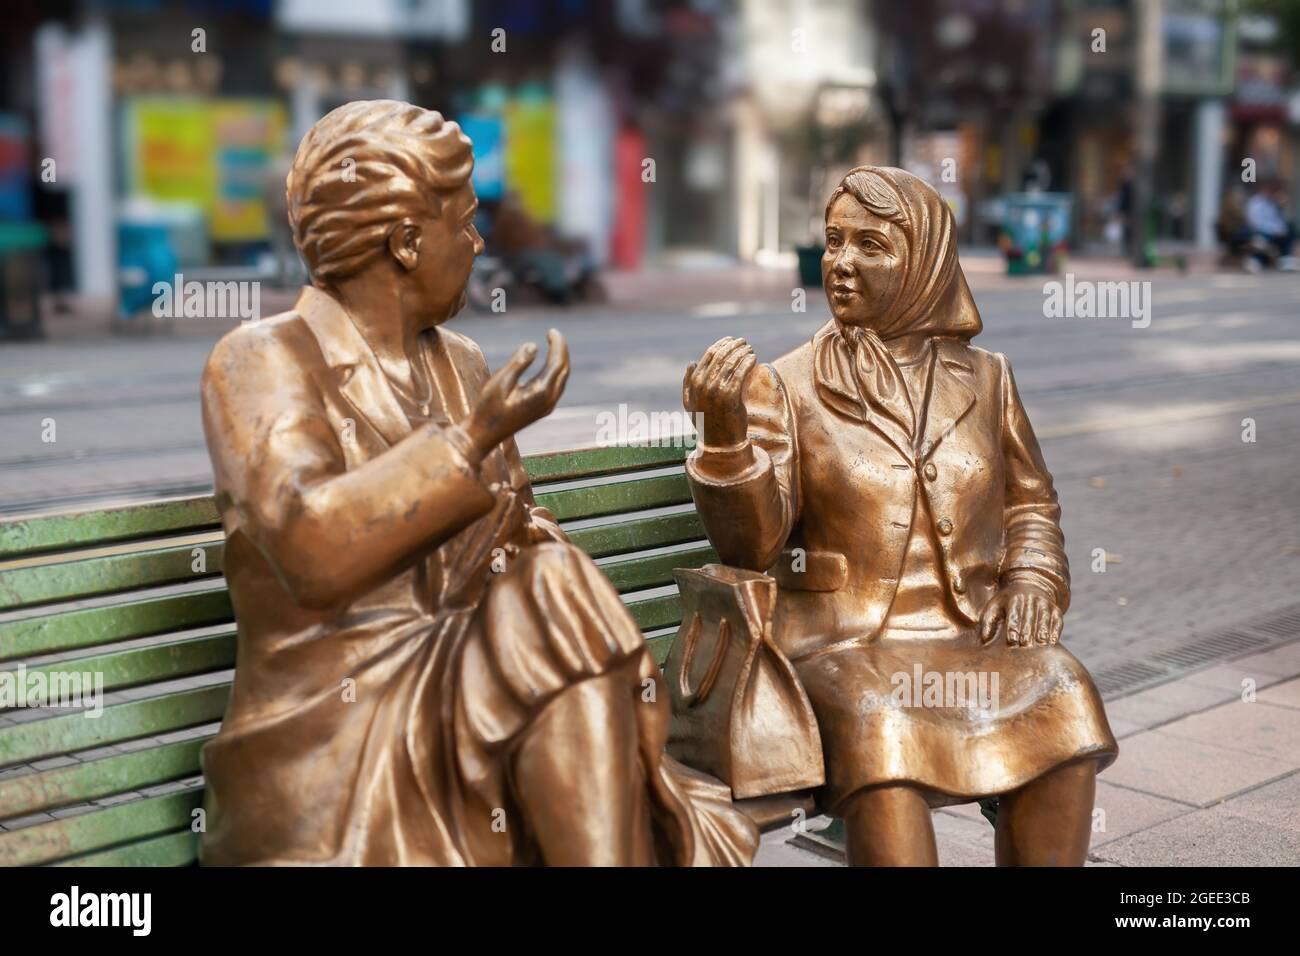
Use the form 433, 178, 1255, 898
753, 828, 842, 867
938, 800, 988, 823
1229, 642, 1300, 678
1093, 805, 1300, 866
1104, 678, 1239, 731
1259, 678, 1300, 710
1154, 699, 1300, 763
1215, 770, 1300, 833
1108, 718, 1147, 739
1100, 729, 1294, 806
1184, 658, 1296, 699
936, 837, 994, 867
1091, 780, 1192, 847
49, 805, 97, 819
933, 811, 995, 867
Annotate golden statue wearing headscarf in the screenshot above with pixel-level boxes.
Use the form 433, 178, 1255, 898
682, 167, 1117, 865
197, 101, 758, 866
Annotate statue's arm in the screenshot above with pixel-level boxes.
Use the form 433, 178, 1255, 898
685, 364, 799, 572
997, 353, 1071, 612
201, 333, 496, 610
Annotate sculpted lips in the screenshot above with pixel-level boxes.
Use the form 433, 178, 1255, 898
830, 281, 859, 303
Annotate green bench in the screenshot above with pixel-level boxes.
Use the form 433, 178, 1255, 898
0, 443, 717, 866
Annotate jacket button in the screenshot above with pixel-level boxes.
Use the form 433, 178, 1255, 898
952, 574, 966, 594
937, 517, 954, 536
923, 462, 937, 481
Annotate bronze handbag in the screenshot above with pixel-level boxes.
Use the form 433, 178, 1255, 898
663, 564, 824, 799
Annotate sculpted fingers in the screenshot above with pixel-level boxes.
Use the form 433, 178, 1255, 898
727, 354, 757, 394
497, 342, 539, 396
1034, 598, 1053, 645
1005, 593, 1026, 647
716, 344, 755, 391
1049, 607, 1064, 645
979, 595, 1005, 645
540, 329, 570, 400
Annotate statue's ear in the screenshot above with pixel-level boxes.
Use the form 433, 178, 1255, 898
387, 219, 422, 272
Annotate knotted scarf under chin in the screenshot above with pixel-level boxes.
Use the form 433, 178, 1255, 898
814, 323, 916, 446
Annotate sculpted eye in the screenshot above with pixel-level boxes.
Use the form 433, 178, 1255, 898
826, 234, 842, 250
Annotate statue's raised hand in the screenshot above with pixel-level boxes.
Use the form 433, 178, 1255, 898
683, 337, 756, 450
461, 329, 569, 464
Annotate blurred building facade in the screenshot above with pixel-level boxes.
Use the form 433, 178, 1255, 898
2, 0, 1299, 309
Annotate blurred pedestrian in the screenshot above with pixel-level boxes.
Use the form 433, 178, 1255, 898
1244, 178, 1298, 272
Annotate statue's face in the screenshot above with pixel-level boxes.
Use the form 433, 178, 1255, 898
407, 182, 484, 322
822, 194, 907, 329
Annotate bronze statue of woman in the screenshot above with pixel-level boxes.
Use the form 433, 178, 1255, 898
198, 100, 757, 866
683, 166, 1117, 865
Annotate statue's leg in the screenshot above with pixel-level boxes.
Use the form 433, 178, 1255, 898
994, 759, 1097, 866
511, 671, 657, 866
841, 783, 938, 866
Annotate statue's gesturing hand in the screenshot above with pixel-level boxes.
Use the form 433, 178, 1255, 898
978, 582, 1063, 647
683, 337, 756, 449
462, 329, 570, 464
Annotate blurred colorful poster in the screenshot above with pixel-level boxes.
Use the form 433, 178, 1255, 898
459, 113, 505, 201
504, 95, 555, 223
0, 115, 32, 221
126, 98, 285, 241
126, 98, 214, 210
212, 101, 286, 241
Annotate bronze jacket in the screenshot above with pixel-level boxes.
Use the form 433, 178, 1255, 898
198, 286, 551, 865
686, 329, 1069, 662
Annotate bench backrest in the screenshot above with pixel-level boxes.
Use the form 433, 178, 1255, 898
0, 443, 710, 866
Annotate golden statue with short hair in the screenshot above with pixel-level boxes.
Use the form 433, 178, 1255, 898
198, 100, 758, 866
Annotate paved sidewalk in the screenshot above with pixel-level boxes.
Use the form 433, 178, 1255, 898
755, 637, 1300, 866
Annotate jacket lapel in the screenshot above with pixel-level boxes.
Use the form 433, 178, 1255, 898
919, 338, 976, 461
295, 285, 411, 448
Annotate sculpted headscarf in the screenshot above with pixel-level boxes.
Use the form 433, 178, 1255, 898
814, 166, 982, 443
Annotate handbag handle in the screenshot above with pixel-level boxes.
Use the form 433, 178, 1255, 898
675, 611, 731, 708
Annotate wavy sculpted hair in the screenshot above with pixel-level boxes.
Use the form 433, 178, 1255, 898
824, 166, 909, 228
286, 100, 475, 286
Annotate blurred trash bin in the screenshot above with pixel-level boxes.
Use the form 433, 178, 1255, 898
796, 243, 824, 288
999, 192, 1071, 276
0, 220, 48, 340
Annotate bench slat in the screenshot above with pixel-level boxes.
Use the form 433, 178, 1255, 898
566, 510, 704, 559
602, 545, 716, 594
536, 472, 690, 522
644, 631, 674, 666
57, 829, 199, 867
0, 588, 233, 662
0, 685, 228, 767
524, 444, 688, 483
0, 541, 226, 611
0, 738, 207, 820
0, 445, 692, 562
627, 593, 683, 637
0, 786, 203, 866
0, 497, 221, 561
1, 631, 236, 701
